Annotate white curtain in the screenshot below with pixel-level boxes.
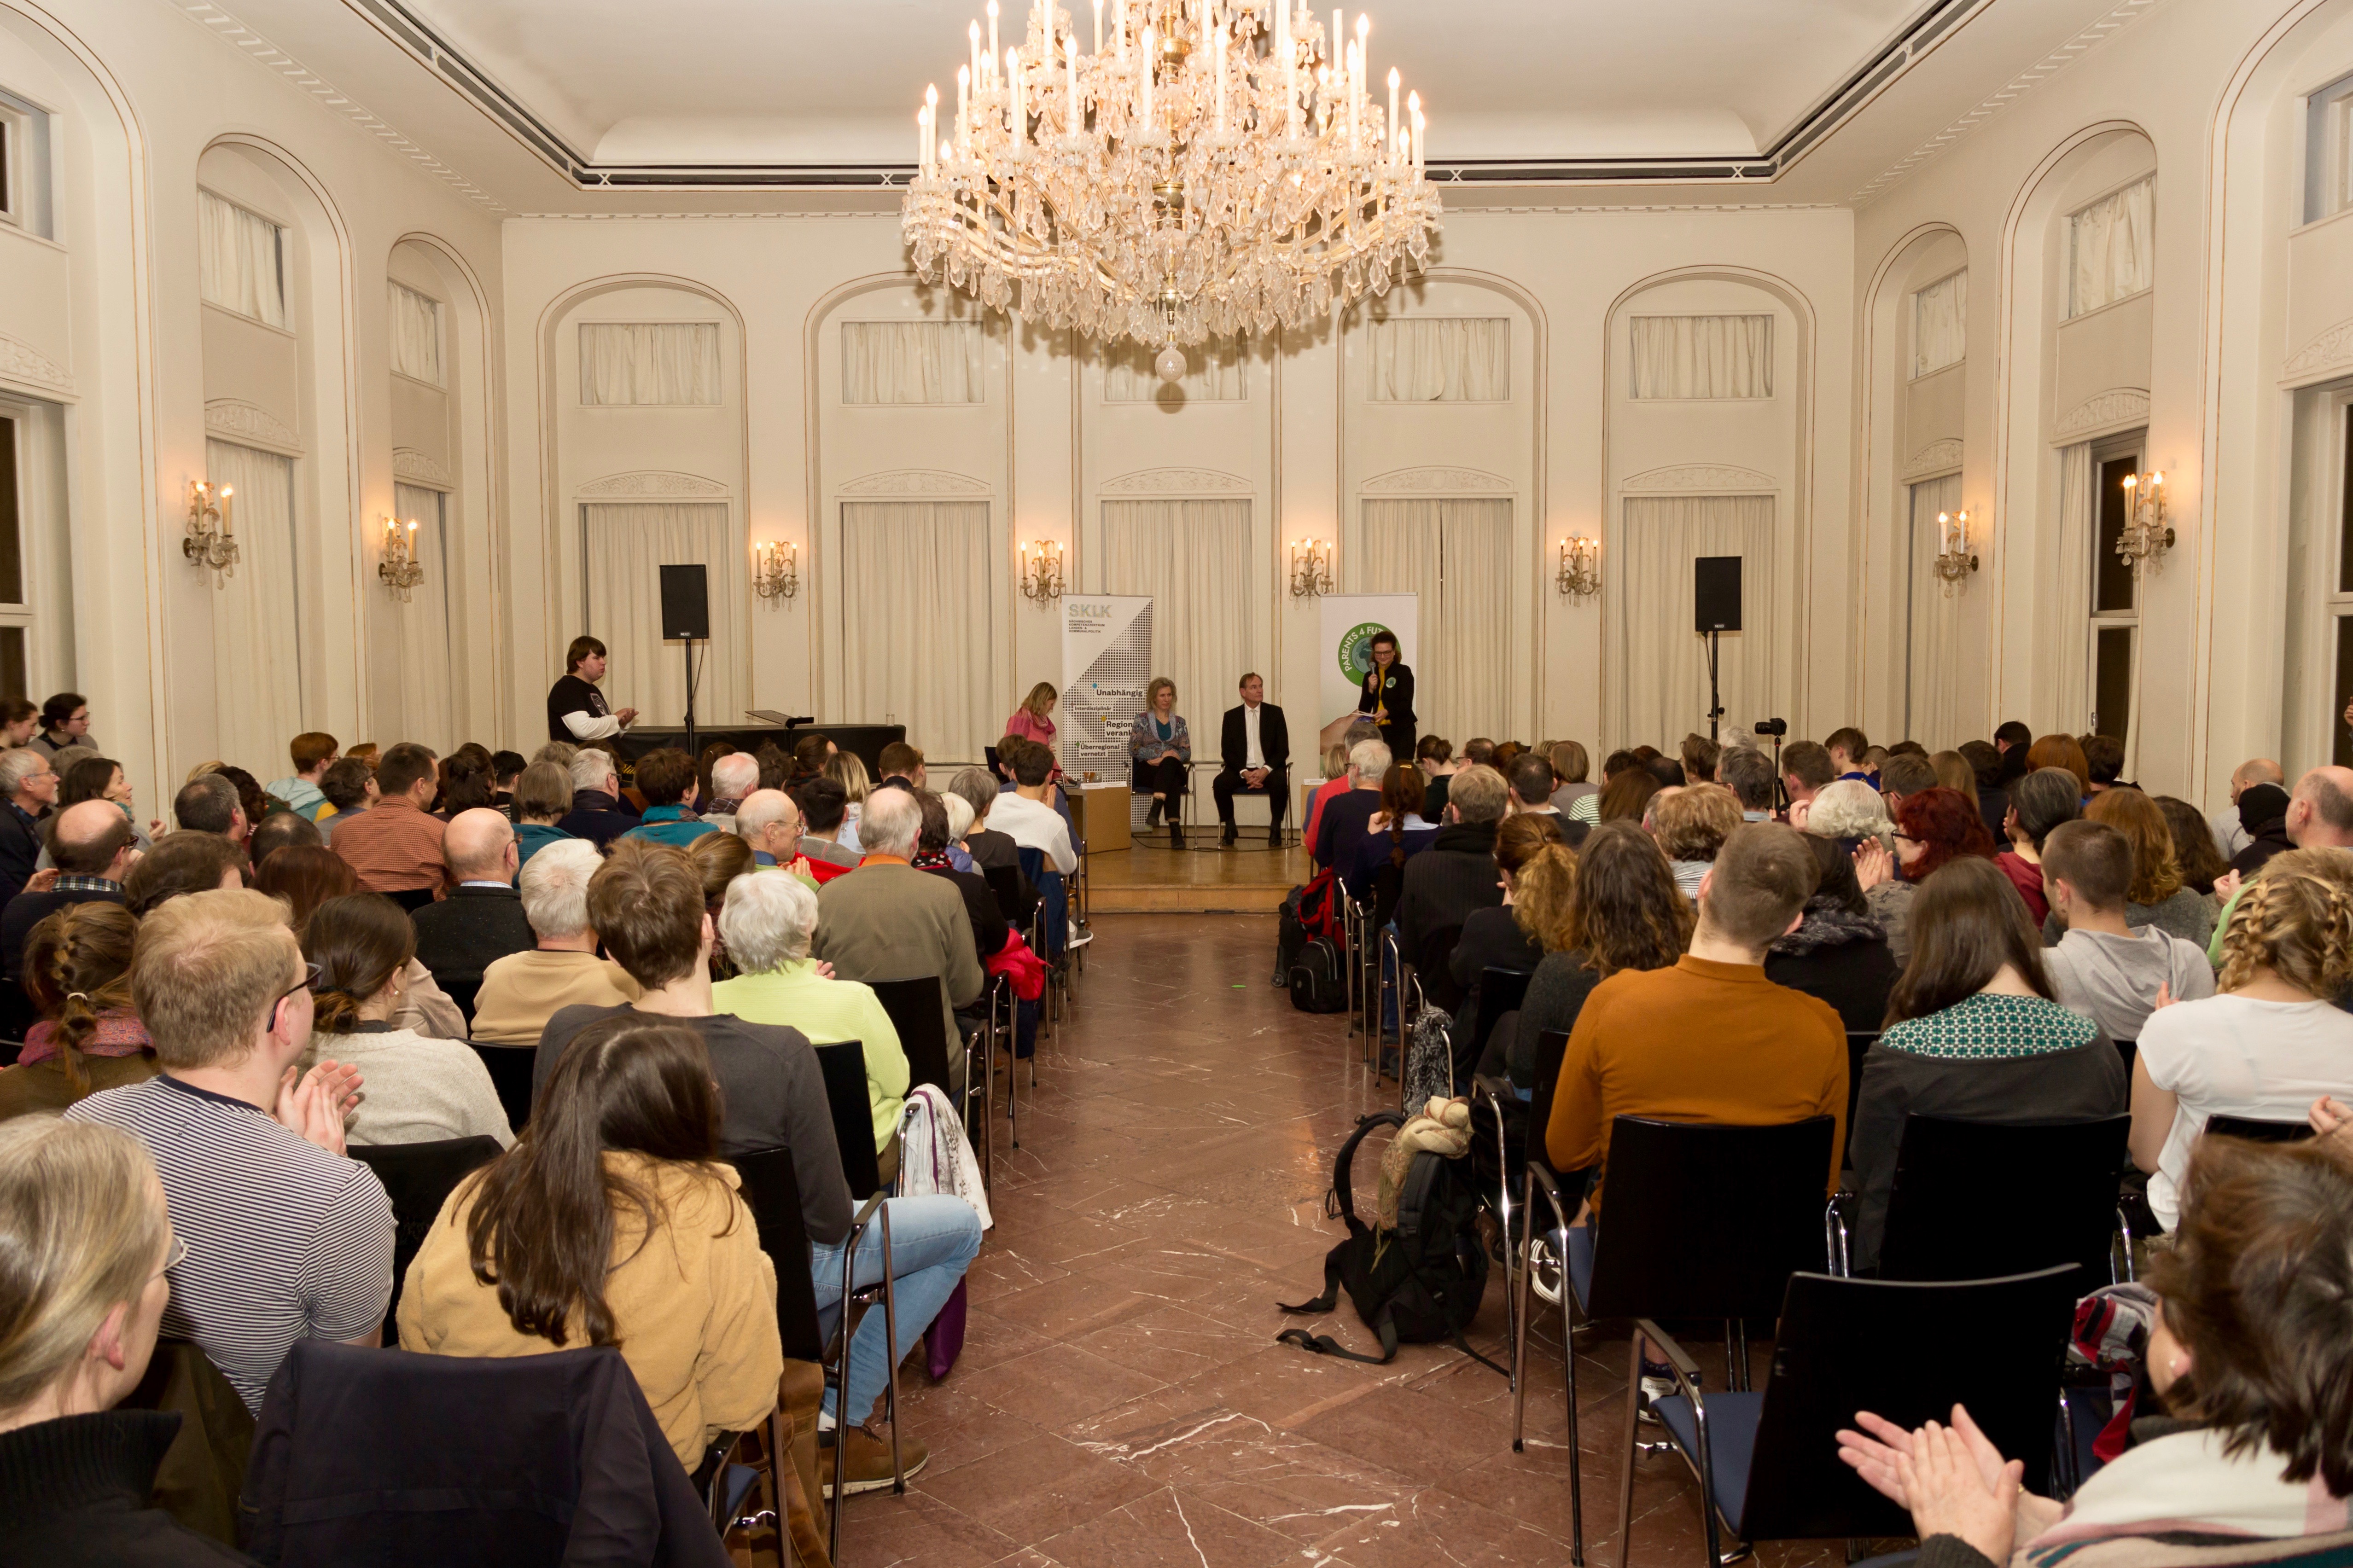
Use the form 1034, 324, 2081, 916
1629, 314, 1774, 400
197, 190, 286, 329
1102, 339, 1246, 401
1912, 272, 1966, 377
2043, 444, 2096, 727
1368, 318, 1509, 402
1360, 498, 1514, 740
204, 439, 303, 774
839, 322, 985, 405
2068, 177, 2155, 318
393, 483, 454, 752
1906, 474, 1964, 747
578, 323, 722, 406
582, 503, 745, 725
839, 502, 994, 760
389, 283, 442, 385
1610, 495, 1775, 749
1100, 500, 1253, 742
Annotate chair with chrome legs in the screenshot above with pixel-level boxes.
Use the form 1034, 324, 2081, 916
1510, 1114, 1838, 1568
1633, 1264, 2078, 1568
720, 1147, 832, 1563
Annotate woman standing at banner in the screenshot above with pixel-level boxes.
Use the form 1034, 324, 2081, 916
1129, 677, 1191, 848
1356, 629, 1417, 760
1004, 683, 1059, 765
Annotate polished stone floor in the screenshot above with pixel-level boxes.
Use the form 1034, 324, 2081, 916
842, 913, 1851, 1568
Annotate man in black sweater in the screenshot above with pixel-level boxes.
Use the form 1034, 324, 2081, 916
411, 808, 535, 1023
1393, 763, 1509, 992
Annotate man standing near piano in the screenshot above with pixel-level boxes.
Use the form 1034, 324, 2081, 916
545, 635, 641, 743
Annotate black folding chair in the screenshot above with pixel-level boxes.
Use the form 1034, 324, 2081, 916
2204, 1113, 2316, 1144
469, 1044, 536, 1135
812, 1040, 885, 1200
1415, 924, 1466, 1014
348, 1136, 502, 1345
701, 1148, 813, 1543
1872, 1115, 2132, 1293
865, 976, 958, 1099
1511, 1115, 1838, 1566
1458, 966, 1532, 1092
1637, 1266, 2078, 1568
1840, 1032, 1876, 1169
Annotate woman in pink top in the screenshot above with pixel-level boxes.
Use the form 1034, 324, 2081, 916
1004, 683, 1058, 751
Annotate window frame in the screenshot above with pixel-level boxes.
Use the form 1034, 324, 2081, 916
2304, 70, 2353, 226
2086, 431, 2144, 745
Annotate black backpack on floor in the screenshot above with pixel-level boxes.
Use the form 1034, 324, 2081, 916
1287, 936, 1349, 1013
1277, 1111, 1500, 1370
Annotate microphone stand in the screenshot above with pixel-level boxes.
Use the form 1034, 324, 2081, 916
1705, 627, 1724, 748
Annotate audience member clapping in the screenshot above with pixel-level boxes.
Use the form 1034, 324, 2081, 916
1764, 835, 1899, 1034
0, 749, 56, 907
1855, 786, 1995, 966
734, 788, 813, 882
397, 1016, 779, 1472
469, 840, 640, 1048
1779, 740, 1835, 826
0, 905, 155, 1119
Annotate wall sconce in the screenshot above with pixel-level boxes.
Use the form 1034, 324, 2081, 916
1019, 539, 1065, 604
1932, 509, 1979, 592
1287, 537, 1334, 598
2116, 470, 2174, 570
754, 540, 799, 604
1555, 535, 1601, 598
378, 514, 425, 601
184, 480, 239, 582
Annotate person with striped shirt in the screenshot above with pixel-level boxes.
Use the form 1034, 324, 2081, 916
67, 889, 392, 1412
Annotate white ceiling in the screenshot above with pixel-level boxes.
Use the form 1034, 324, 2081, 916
192, 0, 2155, 211
395, 0, 1936, 167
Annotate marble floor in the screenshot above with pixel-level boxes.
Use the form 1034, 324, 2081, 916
841, 913, 1858, 1568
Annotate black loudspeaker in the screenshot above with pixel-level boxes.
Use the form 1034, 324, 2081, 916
1694, 556, 1743, 632
658, 564, 711, 640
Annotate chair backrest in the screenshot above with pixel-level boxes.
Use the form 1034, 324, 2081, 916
1470, 967, 1534, 1059
1841, 1032, 1876, 1167
982, 863, 1027, 925
348, 1135, 502, 1342
2203, 1114, 2315, 1144
867, 975, 953, 1095
469, 1044, 536, 1135
1416, 924, 1466, 1012
1739, 1265, 2078, 1540
810, 1040, 884, 1199
1527, 1028, 1572, 1140
442, 977, 482, 1026
1878, 1114, 2128, 1290
724, 1147, 827, 1362
1586, 1115, 1836, 1322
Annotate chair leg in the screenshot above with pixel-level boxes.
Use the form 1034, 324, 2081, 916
1563, 1244, 1585, 1566
1511, 1197, 1534, 1452
1613, 1343, 1641, 1568
879, 1204, 904, 1495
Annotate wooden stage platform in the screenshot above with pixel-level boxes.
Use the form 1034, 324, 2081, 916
1084, 838, 1310, 913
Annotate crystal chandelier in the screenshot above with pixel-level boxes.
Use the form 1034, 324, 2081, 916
901, 0, 1441, 376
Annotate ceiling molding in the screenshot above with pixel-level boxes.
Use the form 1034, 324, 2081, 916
576, 469, 729, 497
391, 447, 454, 488
2282, 316, 2353, 387
1850, 0, 2171, 205
1360, 465, 1514, 494
204, 399, 303, 455
1902, 437, 1964, 479
836, 468, 991, 496
1620, 463, 1779, 493
2052, 387, 2149, 443
0, 333, 71, 395
1100, 466, 1253, 495
169, 0, 504, 210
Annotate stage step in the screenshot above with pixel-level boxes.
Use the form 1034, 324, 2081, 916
1082, 841, 1307, 915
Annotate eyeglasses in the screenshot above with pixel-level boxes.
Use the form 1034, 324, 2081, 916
154, 1232, 187, 1281
271, 962, 326, 1023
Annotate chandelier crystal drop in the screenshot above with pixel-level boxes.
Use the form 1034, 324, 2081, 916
900, 0, 1442, 360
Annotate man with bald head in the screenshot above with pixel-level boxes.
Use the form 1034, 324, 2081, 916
410, 807, 535, 1023
0, 797, 138, 1034
2209, 757, 2286, 861
2206, 764, 2353, 967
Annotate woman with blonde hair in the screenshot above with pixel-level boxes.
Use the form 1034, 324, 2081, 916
2133, 847, 2353, 1231
0, 906, 155, 1120
2082, 785, 2216, 947
1654, 784, 1744, 899
1003, 682, 1059, 755
1928, 749, 1978, 806
1449, 813, 1565, 1059
1127, 675, 1191, 848
1466, 822, 1580, 1085
0, 1117, 236, 1566
823, 750, 872, 852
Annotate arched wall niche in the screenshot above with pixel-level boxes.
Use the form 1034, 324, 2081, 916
1989, 124, 2157, 767
539, 273, 750, 727
1600, 265, 1817, 750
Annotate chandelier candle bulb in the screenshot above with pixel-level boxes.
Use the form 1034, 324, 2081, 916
1067, 34, 1079, 126
1138, 27, 1152, 122
1092, 0, 1101, 53
1115, 0, 1125, 59
988, 1, 999, 75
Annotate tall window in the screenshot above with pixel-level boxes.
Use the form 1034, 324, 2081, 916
393, 483, 454, 751
2088, 447, 2142, 742
2066, 178, 2154, 319
204, 440, 303, 772
1912, 271, 1966, 377
1906, 474, 1963, 745
389, 283, 443, 385
197, 190, 287, 329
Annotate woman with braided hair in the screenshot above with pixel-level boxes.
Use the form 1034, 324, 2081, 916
2133, 847, 2353, 1230
0, 903, 155, 1119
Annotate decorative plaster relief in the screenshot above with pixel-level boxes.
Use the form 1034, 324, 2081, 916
2283, 318, 2353, 385
836, 469, 992, 496
0, 334, 70, 394
2052, 388, 2149, 442
204, 400, 303, 454
577, 470, 730, 497
391, 447, 453, 488
1359, 465, 1514, 494
1100, 466, 1253, 494
1620, 464, 1779, 493
1903, 438, 1964, 480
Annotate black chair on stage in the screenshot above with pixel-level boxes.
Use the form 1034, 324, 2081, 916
1636, 1265, 2078, 1568
347, 1136, 504, 1346
1867, 1115, 2132, 1292
1510, 1114, 1837, 1565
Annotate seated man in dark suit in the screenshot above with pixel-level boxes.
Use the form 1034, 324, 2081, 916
0, 799, 135, 1039
1212, 673, 1290, 848
411, 808, 535, 1022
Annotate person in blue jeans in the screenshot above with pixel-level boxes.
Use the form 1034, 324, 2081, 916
812, 1192, 983, 1492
